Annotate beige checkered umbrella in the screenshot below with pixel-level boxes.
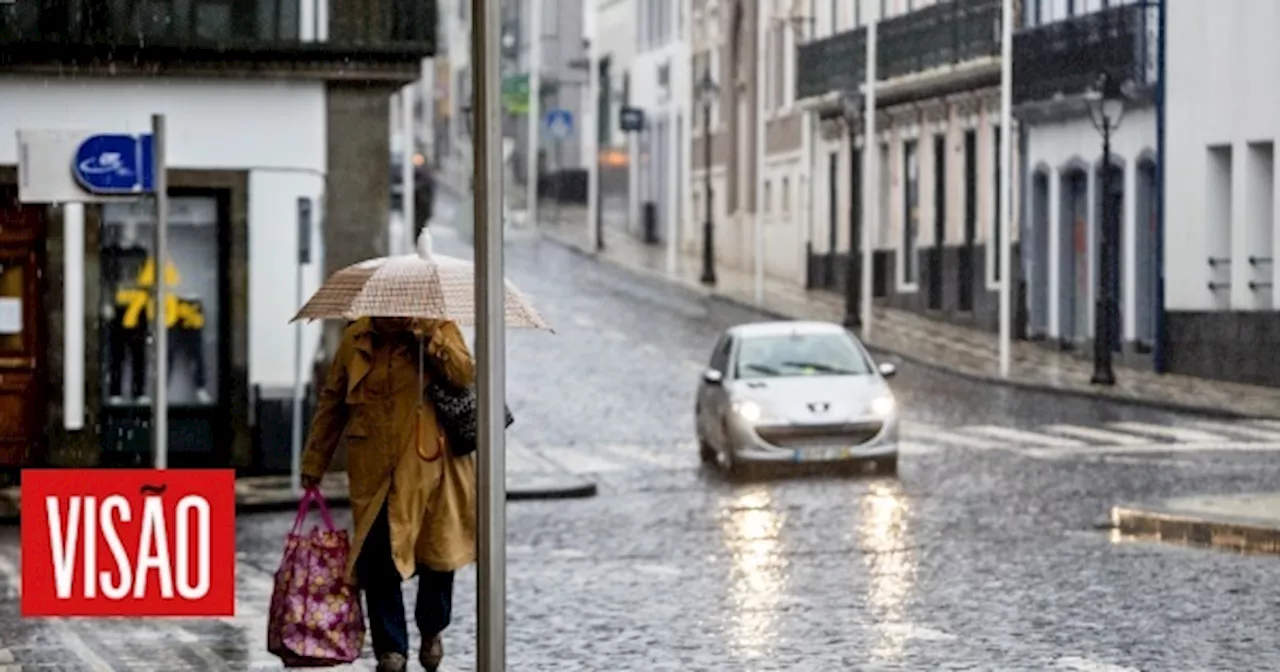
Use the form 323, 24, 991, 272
291, 230, 552, 330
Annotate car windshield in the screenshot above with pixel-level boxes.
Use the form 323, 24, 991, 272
735, 332, 871, 379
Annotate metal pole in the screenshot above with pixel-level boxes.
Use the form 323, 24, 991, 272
753, 14, 765, 305
402, 88, 416, 254
1091, 115, 1116, 385
861, 6, 877, 337
472, 0, 507, 669
526, 0, 542, 230
151, 114, 168, 470
701, 96, 716, 285
585, 9, 601, 252
998, 0, 1013, 378
291, 198, 310, 495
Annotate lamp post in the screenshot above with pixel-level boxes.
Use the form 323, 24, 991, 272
841, 92, 862, 329
1085, 71, 1128, 386
698, 67, 720, 286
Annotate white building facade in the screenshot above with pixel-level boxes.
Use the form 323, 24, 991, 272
795, 0, 1015, 332
1014, 0, 1159, 364
0, 2, 430, 468
1163, 0, 1280, 387
631, 0, 692, 260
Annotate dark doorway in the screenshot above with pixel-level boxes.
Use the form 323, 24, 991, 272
1095, 160, 1124, 352
849, 145, 862, 300
826, 151, 839, 289
1060, 168, 1088, 345
1030, 170, 1051, 337
959, 129, 977, 312
928, 134, 946, 310
1135, 159, 1157, 351
0, 188, 46, 469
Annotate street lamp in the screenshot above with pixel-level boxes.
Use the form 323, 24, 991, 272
698, 67, 720, 286
841, 91, 862, 329
1085, 71, 1128, 386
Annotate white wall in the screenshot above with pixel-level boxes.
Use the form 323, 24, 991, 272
1166, 0, 1280, 311
1026, 109, 1155, 339
0, 76, 328, 389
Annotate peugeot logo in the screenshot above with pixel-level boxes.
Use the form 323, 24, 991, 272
808, 402, 830, 413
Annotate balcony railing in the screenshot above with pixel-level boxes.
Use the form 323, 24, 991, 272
1013, 2, 1157, 105
0, 0, 435, 61
877, 0, 1000, 81
797, 0, 1001, 101
796, 27, 867, 101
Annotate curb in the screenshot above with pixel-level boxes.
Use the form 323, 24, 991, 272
1112, 503, 1280, 554
538, 231, 1274, 422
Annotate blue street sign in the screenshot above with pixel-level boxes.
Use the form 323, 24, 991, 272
73, 133, 155, 194
544, 109, 573, 140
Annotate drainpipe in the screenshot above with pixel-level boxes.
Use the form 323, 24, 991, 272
1154, 0, 1167, 373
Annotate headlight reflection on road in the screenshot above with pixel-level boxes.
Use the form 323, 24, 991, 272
719, 486, 786, 661
858, 482, 918, 663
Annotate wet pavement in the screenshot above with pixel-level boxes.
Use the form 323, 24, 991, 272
3, 199, 1280, 670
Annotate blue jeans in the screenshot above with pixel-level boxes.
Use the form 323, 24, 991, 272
357, 506, 454, 658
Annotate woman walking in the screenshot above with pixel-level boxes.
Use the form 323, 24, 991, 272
300, 316, 476, 672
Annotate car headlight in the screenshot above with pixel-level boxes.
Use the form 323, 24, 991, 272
870, 395, 895, 416
732, 399, 769, 423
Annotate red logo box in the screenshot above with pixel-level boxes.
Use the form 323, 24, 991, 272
20, 469, 236, 617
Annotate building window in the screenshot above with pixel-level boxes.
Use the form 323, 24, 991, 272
782, 176, 791, 213
101, 196, 221, 407
830, 0, 838, 33
764, 180, 772, 213
903, 139, 919, 285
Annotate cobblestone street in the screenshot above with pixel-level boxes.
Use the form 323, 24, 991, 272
3, 217, 1280, 670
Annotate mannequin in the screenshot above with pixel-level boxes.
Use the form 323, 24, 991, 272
103, 224, 149, 403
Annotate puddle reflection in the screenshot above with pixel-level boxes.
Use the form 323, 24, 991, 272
857, 481, 918, 663
719, 486, 786, 661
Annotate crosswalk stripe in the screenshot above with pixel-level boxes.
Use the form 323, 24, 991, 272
1040, 424, 1151, 445
1107, 421, 1229, 443
962, 425, 1088, 447
591, 443, 696, 470
901, 423, 1003, 450
1192, 419, 1280, 442
898, 441, 940, 456
541, 445, 634, 473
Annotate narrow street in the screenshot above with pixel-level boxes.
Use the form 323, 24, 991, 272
3, 210, 1280, 671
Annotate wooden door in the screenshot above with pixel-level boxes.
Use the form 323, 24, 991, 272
0, 189, 45, 468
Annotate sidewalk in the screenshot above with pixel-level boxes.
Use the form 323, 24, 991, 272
0, 442, 597, 524
538, 206, 1280, 420
1113, 494, 1280, 555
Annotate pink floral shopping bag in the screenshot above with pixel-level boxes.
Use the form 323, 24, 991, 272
267, 489, 366, 667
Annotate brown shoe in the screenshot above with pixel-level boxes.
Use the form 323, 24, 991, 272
420, 634, 444, 671
376, 652, 408, 672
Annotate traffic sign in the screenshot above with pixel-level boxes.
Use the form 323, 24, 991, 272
72, 134, 155, 194
619, 106, 645, 133
544, 109, 573, 139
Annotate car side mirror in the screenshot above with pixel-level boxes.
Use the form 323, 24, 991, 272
877, 362, 897, 379
703, 369, 724, 385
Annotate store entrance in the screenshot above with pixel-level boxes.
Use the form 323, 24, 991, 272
98, 193, 228, 467
0, 188, 46, 469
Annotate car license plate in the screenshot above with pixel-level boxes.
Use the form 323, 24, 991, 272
796, 446, 849, 461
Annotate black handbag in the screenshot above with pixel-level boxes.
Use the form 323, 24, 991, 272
426, 379, 515, 457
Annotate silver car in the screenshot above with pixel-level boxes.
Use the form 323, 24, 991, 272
694, 321, 900, 475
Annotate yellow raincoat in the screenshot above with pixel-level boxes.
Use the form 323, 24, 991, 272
301, 317, 477, 584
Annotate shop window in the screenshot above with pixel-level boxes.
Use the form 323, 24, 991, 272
100, 196, 220, 407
